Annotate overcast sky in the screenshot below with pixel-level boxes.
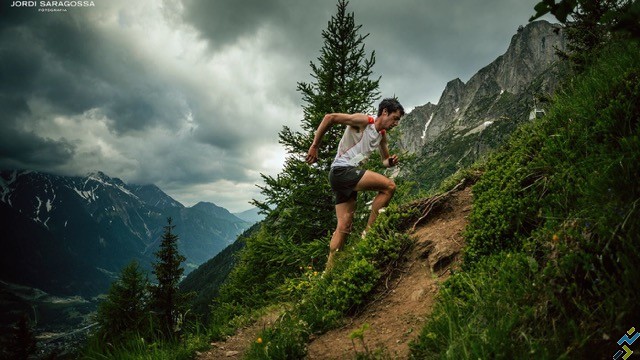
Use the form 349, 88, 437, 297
0, 0, 546, 212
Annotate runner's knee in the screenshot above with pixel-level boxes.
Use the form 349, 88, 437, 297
385, 179, 396, 195
335, 221, 353, 234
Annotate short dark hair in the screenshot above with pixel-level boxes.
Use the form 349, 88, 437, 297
377, 97, 405, 117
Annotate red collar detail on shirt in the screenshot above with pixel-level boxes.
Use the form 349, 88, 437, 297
368, 115, 384, 134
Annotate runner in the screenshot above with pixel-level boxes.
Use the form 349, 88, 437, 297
305, 98, 405, 270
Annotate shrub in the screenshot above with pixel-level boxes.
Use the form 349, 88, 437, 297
413, 38, 640, 359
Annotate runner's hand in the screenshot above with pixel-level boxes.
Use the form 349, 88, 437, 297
385, 155, 398, 167
306, 146, 318, 164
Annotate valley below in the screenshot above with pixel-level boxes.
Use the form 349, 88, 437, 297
1, 280, 101, 357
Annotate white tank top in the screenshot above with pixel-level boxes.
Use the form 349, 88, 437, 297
331, 115, 385, 168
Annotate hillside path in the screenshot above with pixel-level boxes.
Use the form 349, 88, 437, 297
197, 186, 472, 359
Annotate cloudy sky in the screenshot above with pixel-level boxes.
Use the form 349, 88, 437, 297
0, 0, 546, 212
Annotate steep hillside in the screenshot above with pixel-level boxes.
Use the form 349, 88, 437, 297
197, 185, 472, 359
196, 32, 639, 360
409, 39, 639, 359
307, 187, 472, 359
180, 222, 262, 320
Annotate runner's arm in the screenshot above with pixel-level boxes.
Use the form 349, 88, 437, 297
306, 113, 369, 164
379, 133, 398, 167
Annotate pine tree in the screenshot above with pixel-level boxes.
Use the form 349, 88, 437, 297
209, 0, 381, 324
150, 218, 187, 339
95, 260, 150, 342
3, 314, 36, 360
253, 0, 380, 247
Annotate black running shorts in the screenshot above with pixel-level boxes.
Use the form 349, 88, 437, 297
329, 166, 366, 204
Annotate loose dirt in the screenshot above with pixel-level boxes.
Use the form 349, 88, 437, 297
198, 186, 472, 359
196, 310, 280, 359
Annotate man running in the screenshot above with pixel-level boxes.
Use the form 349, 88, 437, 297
305, 98, 405, 270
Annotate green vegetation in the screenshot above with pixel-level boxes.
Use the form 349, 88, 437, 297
244, 205, 415, 359
410, 37, 640, 359
94, 261, 149, 345
178, 223, 260, 322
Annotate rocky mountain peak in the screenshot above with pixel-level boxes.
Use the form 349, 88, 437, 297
495, 20, 566, 93
439, 78, 465, 104
398, 20, 566, 154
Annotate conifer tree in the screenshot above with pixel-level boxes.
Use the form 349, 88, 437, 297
150, 218, 187, 339
95, 260, 149, 342
253, 0, 380, 247
3, 314, 36, 360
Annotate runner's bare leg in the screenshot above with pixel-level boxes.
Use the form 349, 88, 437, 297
355, 170, 396, 228
326, 198, 356, 271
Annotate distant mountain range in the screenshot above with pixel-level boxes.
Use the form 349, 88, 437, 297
233, 207, 264, 224
0, 169, 256, 297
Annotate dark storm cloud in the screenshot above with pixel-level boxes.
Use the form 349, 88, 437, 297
0, 0, 552, 211
181, 0, 280, 48
181, 0, 542, 108
181, 0, 330, 52
0, 129, 75, 169
0, 3, 189, 137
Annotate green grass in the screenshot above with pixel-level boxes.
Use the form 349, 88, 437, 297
242, 203, 416, 359
410, 253, 547, 359
82, 329, 210, 360
410, 38, 640, 359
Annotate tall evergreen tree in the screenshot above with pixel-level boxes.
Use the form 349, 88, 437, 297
150, 218, 187, 339
2, 314, 36, 360
209, 0, 381, 323
95, 260, 150, 342
253, 0, 380, 246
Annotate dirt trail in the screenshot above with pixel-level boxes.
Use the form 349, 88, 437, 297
198, 186, 472, 359
196, 311, 281, 359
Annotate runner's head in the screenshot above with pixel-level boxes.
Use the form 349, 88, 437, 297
378, 98, 404, 130
377, 97, 405, 117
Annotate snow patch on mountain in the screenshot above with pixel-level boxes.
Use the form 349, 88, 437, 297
73, 187, 98, 202
421, 114, 435, 141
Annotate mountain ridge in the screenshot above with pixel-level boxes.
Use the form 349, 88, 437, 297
0, 169, 251, 297
398, 20, 567, 154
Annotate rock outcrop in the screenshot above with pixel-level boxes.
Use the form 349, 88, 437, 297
398, 20, 567, 154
